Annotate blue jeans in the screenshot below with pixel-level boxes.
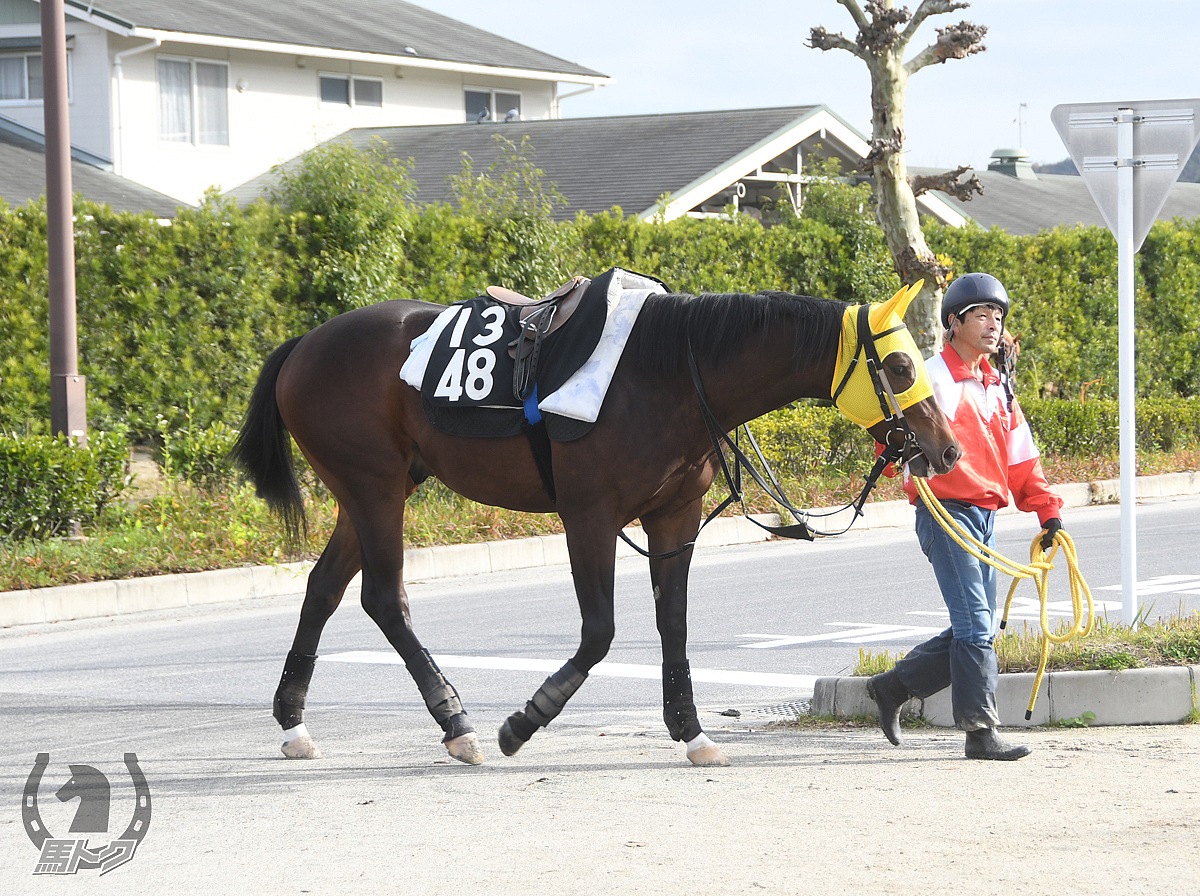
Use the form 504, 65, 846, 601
894, 502, 1000, 730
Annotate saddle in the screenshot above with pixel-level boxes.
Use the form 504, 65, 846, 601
486, 277, 590, 355
486, 276, 592, 401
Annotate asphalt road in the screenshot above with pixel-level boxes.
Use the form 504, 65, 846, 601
1, 495, 1198, 894
3, 496, 1200, 741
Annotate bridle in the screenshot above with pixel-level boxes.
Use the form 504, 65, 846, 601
832, 303, 925, 469
617, 308, 932, 560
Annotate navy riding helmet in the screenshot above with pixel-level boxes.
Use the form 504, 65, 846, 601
941, 273, 1010, 330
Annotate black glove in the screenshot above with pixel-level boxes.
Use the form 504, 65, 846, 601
1039, 518, 1063, 551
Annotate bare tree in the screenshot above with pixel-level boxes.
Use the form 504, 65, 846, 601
810, 0, 986, 356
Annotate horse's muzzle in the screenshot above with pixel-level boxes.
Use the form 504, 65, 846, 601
907, 442, 960, 478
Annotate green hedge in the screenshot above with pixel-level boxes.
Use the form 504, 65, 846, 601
2, 142, 1200, 448
925, 216, 1200, 401
3, 395, 1198, 539
0, 431, 129, 539
160, 418, 242, 493
1022, 397, 1200, 456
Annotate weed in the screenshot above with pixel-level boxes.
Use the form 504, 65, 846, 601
1046, 710, 1097, 728
854, 648, 906, 676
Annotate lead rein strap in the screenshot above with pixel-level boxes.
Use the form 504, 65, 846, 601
617, 343, 901, 561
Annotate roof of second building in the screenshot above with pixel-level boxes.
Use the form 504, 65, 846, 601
67, 0, 607, 79
229, 106, 826, 218
926, 167, 1200, 235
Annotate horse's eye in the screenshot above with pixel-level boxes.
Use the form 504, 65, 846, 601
885, 352, 916, 389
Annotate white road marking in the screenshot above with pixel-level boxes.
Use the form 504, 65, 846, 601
319, 651, 818, 690
908, 594, 1125, 620
1097, 574, 1200, 597
739, 623, 944, 649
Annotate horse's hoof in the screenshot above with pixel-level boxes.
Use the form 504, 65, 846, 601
497, 719, 526, 757
445, 732, 484, 765
281, 735, 322, 759
686, 738, 729, 767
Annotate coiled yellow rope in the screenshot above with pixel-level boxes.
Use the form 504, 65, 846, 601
911, 477, 1096, 719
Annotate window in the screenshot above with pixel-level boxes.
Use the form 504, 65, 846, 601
464, 88, 521, 123
0, 52, 70, 103
158, 57, 228, 146
318, 74, 383, 108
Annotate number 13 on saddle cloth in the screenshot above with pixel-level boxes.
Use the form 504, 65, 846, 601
400, 268, 667, 441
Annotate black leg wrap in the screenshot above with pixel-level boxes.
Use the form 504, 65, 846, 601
406, 649, 475, 738
498, 662, 587, 756
273, 650, 318, 729
663, 661, 702, 743
440, 712, 475, 744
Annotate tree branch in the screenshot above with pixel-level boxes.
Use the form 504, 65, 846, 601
895, 245, 952, 289
909, 165, 984, 201
901, 0, 970, 45
837, 0, 870, 32
904, 20, 987, 74
807, 26, 866, 59
857, 129, 906, 173
856, 0, 911, 54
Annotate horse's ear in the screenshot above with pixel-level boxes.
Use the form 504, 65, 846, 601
869, 280, 925, 330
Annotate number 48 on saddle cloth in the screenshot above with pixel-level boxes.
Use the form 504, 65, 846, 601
400, 268, 665, 442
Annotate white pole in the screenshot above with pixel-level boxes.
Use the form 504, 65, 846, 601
1116, 109, 1138, 628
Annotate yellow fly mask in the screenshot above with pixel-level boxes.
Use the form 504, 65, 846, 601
831, 282, 934, 428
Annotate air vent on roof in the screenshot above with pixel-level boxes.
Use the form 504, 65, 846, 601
988, 147, 1037, 180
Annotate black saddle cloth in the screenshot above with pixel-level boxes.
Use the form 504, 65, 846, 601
420, 269, 617, 441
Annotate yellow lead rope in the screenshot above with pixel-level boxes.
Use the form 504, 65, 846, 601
911, 477, 1096, 719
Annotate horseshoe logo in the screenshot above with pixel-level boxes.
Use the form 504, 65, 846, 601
23, 752, 152, 874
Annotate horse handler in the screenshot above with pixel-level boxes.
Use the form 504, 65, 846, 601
867, 273, 1064, 761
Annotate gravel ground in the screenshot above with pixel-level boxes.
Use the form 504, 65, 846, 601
2, 699, 1197, 896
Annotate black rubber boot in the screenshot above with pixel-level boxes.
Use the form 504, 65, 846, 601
965, 728, 1032, 761
866, 668, 911, 746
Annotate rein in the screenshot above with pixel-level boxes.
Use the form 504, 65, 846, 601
617, 323, 913, 561
911, 476, 1095, 720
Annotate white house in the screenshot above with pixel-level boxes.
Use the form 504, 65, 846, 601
0, 0, 609, 204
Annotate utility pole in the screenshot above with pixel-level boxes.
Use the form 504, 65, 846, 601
41, 0, 87, 444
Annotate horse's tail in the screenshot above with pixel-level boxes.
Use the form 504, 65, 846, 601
232, 336, 307, 543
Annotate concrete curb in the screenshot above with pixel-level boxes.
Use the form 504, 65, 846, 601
0, 514, 779, 628
2, 470, 1197, 630
811, 665, 1200, 728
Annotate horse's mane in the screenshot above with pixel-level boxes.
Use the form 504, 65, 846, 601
628, 291, 847, 375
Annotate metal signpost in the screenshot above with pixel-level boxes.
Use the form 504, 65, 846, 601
1052, 99, 1200, 626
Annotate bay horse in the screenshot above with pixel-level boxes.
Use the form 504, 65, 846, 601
233, 275, 960, 767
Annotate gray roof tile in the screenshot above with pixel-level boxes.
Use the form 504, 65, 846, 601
228, 106, 1200, 233
71, 0, 606, 78
229, 106, 820, 218
0, 128, 183, 217
923, 168, 1200, 235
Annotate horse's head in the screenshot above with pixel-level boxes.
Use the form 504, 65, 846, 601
832, 283, 961, 478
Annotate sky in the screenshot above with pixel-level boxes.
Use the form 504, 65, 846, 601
415, 0, 1200, 172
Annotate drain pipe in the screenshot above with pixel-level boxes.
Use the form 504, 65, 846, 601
553, 83, 595, 117
112, 37, 159, 176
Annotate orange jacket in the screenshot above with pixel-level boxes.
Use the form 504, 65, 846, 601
901, 345, 1062, 525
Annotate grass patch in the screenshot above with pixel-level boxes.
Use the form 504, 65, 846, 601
766, 713, 931, 732
853, 612, 1200, 675
766, 713, 879, 731
1, 447, 1197, 593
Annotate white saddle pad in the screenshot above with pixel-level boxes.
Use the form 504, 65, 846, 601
400, 268, 661, 424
